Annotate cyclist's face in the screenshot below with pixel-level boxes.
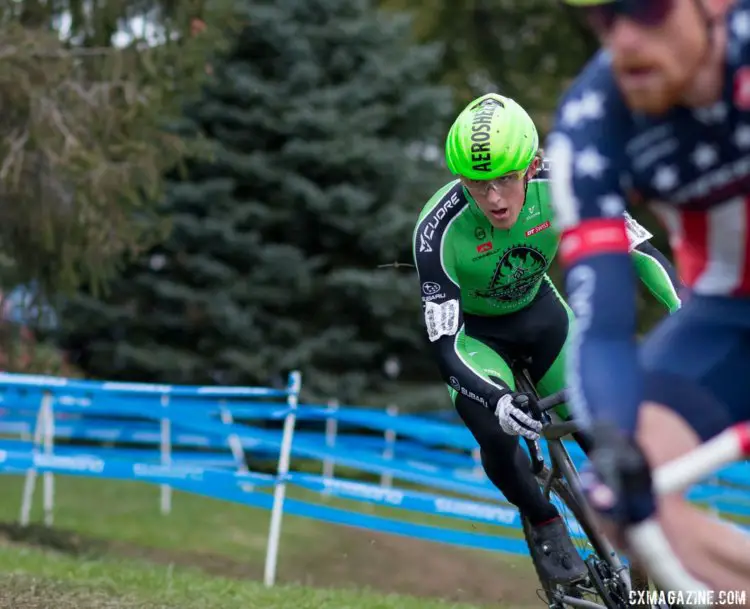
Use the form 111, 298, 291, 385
582, 0, 727, 114
461, 159, 539, 230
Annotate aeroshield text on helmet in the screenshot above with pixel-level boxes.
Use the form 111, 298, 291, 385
470, 100, 502, 172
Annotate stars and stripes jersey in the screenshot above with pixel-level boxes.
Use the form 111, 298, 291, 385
546, 1, 750, 435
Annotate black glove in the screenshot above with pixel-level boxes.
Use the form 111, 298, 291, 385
581, 423, 657, 526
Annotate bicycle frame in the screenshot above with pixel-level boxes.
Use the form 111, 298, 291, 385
519, 385, 633, 594
526, 385, 750, 606
546, 429, 630, 581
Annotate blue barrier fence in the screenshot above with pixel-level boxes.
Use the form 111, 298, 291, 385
0, 371, 748, 587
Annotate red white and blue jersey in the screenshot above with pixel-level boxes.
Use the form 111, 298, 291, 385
547, 1, 750, 435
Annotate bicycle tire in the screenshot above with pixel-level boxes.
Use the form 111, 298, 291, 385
522, 469, 636, 609
545, 454, 654, 607
628, 567, 654, 607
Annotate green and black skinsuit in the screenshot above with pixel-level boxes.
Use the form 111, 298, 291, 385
412, 164, 681, 525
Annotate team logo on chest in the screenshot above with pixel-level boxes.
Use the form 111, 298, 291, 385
473, 245, 548, 303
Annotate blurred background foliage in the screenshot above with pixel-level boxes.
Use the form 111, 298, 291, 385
0, 0, 674, 408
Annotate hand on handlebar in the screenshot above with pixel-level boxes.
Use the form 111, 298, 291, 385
495, 393, 542, 440
581, 424, 657, 528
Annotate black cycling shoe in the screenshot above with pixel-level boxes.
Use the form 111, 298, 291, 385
529, 517, 588, 585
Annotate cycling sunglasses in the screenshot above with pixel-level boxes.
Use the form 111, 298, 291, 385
460, 170, 526, 196
568, 0, 675, 34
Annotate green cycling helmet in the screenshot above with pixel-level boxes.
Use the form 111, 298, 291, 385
445, 93, 539, 181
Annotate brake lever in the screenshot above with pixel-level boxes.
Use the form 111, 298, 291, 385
515, 394, 546, 474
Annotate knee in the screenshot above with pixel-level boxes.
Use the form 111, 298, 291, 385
480, 429, 519, 457
636, 402, 701, 470
455, 394, 517, 453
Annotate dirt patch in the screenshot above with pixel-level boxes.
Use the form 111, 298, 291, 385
0, 522, 543, 607
0, 574, 168, 609
0, 523, 108, 556
284, 523, 543, 607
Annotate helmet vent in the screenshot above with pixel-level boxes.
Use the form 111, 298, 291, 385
475, 98, 504, 110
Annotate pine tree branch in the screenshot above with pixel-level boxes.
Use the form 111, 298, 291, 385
0, 45, 115, 60
377, 261, 415, 269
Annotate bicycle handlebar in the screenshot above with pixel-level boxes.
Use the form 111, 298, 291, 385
652, 420, 750, 494
529, 388, 567, 417
628, 421, 750, 604
523, 388, 750, 602
531, 391, 750, 489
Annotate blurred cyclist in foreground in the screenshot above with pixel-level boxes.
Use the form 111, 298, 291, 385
548, 0, 750, 590
412, 93, 681, 585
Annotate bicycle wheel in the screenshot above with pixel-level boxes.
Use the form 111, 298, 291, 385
522, 468, 635, 609
628, 565, 655, 608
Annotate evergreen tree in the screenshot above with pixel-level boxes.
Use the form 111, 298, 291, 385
379, 0, 598, 128
56, 0, 454, 402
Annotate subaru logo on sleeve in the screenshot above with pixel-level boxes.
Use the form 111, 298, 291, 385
449, 376, 461, 390
422, 282, 441, 295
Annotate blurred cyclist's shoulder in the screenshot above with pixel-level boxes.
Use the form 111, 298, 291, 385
729, 0, 750, 60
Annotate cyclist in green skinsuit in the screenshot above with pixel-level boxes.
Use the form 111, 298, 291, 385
413, 93, 681, 585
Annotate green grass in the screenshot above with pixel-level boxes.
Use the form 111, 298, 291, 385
0, 545, 488, 609
0, 474, 541, 608
0, 473, 524, 560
